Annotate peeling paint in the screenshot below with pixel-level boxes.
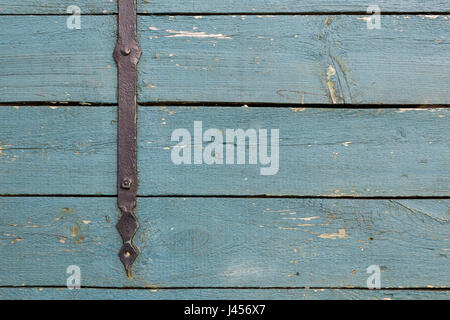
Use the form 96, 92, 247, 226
58, 236, 67, 244
10, 238, 23, 244
164, 30, 232, 39
420, 15, 440, 19
318, 229, 348, 239
282, 216, 319, 221
70, 226, 78, 237
396, 108, 443, 113
324, 17, 333, 26
278, 227, 298, 230
326, 65, 338, 104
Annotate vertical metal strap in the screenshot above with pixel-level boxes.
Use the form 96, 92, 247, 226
113, 0, 141, 277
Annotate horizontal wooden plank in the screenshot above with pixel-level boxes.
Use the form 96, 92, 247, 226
0, 197, 448, 288
0, 1, 115, 14
1, 288, 449, 300
141, 1, 450, 14
0, 106, 116, 195
139, 107, 449, 196
0, 1, 449, 14
1, 107, 448, 196
0, 16, 116, 103
1, 16, 450, 104
138, 15, 450, 104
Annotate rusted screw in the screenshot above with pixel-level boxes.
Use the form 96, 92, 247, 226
121, 178, 132, 189
121, 48, 131, 56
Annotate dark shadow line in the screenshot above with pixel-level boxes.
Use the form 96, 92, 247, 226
0, 102, 116, 107
139, 11, 450, 16
138, 102, 450, 108
0, 13, 117, 16
1, 101, 449, 108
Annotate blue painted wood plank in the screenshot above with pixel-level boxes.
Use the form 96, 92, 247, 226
0, 106, 116, 195
0, 197, 448, 288
0, 1, 449, 14
1, 16, 450, 104
1, 288, 449, 300
1, 107, 448, 196
138, 15, 450, 104
139, 1, 450, 14
0, 1, 115, 14
0, 16, 116, 103
140, 107, 449, 196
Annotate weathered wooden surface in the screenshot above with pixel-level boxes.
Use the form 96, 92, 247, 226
0, 1, 114, 14
1, 106, 448, 196
0, 107, 116, 195
1, 288, 449, 300
139, 107, 449, 196
141, 1, 450, 14
0, 197, 448, 288
0, 16, 116, 103
138, 15, 450, 104
0, 1, 449, 14
1, 1, 449, 301
1, 16, 450, 104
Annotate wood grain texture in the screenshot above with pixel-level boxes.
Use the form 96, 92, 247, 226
1, 288, 449, 300
138, 15, 450, 104
0, 1, 449, 14
0, 1, 115, 14
139, 107, 449, 196
1, 107, 448, 196
0, 16, 116, 103
1, 16, 450, 104
140, 1, 450, 14
0, 197, 448, 288
0, 106, 116, 195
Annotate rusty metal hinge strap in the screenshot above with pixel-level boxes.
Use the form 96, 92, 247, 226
113, 0, 142, 277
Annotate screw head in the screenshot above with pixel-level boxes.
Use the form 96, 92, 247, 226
121, 178, 132, 189
121, 48, 131, 56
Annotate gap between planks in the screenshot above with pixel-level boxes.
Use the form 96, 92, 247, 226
0, 102, 449, 108
1, 286, 449, 291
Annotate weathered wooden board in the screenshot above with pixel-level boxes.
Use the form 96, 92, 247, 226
140, 1, 450, 14
1, 288, 449, 300
0, 1, 449, 14
1, 16, 450, 104
139, 107, 449, 196
0, 106, 116, 195
1, 107, 448, 196
0, 197, 448, 288
0, 1, 114, 14
0, 16, 116, 103
138, 15, 450, 104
